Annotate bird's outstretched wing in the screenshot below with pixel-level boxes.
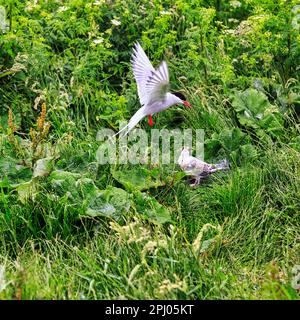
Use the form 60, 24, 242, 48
131, 43, 169, 106
145, 61, 169, 104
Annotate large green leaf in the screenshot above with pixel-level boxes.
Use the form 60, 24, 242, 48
16, 179, 38, 204
76, 177, 99, 201
0, 157, 32, 187
33, 157, 54, 178
49, 170, 82, 200
205, 128, 257, 164
49, 171, 131, 221
49, 170, 101, 201
240, 144, 258, 161
231, 88, 284, 138
218, 128, 249, 153
111, 166, 165, 191
84, 186, 131, 221
134, 192, 172, 224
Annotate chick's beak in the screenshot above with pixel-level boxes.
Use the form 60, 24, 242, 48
183, 101, 192, 108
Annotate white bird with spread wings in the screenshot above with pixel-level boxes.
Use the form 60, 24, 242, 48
116, 42, 191, 136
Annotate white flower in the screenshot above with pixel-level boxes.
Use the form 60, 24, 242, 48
292, 18, 300, 31
0, 6, 9, 31
292, 6, 300, 30
0, 265, 7, 293
93, 0, 104, 5
244, 110, 252, 118
25, 0, 38, 11
57, 6, 68, 12
93, 38, 104, 44
230, 1, 242, 8
223, 29, 235, 35
111, 19, 121, 26
160, 10, 172, 15
292, 5, 300, 14
228, 18, 239, 24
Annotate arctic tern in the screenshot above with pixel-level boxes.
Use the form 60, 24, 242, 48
178, 148, 230, 186
116, 42, 191, 136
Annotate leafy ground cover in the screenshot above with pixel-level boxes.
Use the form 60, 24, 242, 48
0, 0, 299, 299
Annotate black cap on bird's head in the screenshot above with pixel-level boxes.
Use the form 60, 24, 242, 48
172, 91, 191, 108
172, 92, 186, 101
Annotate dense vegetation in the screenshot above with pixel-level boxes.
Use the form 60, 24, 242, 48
0, 0, 299, 299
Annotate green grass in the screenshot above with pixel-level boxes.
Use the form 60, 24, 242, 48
0, 141, 299, 299
0, 0, 300, 300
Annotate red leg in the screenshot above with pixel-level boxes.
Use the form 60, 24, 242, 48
148, 115, 154, 127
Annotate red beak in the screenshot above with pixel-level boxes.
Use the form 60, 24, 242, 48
183, 101, 191, 108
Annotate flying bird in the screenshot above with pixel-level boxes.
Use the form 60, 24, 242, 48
115, 42, 191, 136
178, 148, 230, 186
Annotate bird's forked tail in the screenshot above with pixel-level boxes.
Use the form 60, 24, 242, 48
114, 107, 146, 137
214, 159, 230, 171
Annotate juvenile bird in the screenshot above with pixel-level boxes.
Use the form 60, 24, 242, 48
178, 148, 230, 186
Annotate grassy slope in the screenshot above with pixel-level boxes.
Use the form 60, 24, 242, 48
0, 0, 300, 299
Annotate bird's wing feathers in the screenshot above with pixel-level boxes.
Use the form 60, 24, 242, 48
131, 43, 155, 106
145, 61, 169, 104
180, 156, 211, 176
185, 158, 205, 171
131, 43, 169, 106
